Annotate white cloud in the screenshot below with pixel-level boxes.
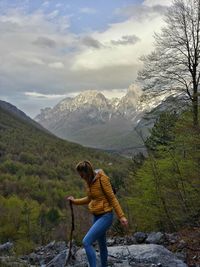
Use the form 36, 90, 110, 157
71, 14, 165, 71
26, 57, 45, 65
47, 10, 59, 19
0, 3, 170, 117
79, 7, 96, 14
25, 92, 68, 99
48, 62, 65, 69
143, 0, 172, 6
0, 9, 75, 96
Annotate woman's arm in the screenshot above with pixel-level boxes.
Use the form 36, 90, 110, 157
72, 196, 91, 205
100, 175, 125, 219
66, 195, 91, 205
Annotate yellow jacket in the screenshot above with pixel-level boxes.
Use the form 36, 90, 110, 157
72, 169, 125, 219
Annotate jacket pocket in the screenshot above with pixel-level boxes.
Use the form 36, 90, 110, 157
103, 199, 110, 210
89, 199, 104, 212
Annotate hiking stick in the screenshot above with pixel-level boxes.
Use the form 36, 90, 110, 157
65, 200, 75, 266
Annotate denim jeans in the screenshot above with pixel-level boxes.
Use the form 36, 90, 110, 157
82, 211, 113, 267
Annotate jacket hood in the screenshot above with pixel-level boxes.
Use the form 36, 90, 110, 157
92, 169, 105, 183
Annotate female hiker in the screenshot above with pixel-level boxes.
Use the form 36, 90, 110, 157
65, 160, 128, 267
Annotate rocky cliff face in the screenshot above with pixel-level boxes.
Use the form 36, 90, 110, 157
35, 85, 187, 155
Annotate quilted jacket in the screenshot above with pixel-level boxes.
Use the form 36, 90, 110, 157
72, 169, 125, 219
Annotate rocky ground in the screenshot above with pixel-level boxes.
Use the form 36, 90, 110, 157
0, 227, 199, 267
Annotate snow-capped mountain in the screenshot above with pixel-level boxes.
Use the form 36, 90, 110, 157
36, 84, 143, 125
35, 84, 186, 155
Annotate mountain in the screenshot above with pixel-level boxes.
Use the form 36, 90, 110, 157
35, 85, 187, 156
0, 100, 50, 133
0, 100, 131, 166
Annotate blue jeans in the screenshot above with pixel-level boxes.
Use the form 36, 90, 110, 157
82, 211, 113, 267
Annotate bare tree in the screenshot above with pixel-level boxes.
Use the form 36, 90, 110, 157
137, 0, 200, 127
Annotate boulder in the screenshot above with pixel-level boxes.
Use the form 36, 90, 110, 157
44, 243, 188, 267
108, 244, 188, 267
145, 232, 166, 245
133, 232, 147, 243
0, 242, 13, 253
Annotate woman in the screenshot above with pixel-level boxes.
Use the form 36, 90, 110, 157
66, 160, 128, 267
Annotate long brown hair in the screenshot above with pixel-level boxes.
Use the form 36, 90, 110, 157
76, 160, 95, 186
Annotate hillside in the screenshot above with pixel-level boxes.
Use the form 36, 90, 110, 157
0, 102, 133, 254
0, 100, 50, 133
125, 110, 200, 232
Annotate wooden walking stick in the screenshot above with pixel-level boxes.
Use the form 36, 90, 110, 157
65, 200, 75, 266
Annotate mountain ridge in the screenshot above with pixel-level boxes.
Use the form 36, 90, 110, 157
35, 85, 187, 155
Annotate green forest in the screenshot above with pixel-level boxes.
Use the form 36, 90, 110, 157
0, 106, 132, 254
0, 104, 199, 255
124, 109, 200, 232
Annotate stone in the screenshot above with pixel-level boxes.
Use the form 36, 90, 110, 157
0, 242, 13, 253
145, 232, 166, 245
133, 232, 147, 243
107, 244, 188, 267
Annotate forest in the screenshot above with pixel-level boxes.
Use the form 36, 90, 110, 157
0, 106, 132, 254
0, 104, 199, 255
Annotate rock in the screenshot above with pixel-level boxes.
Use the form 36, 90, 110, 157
107, 238, 116, 246
29, 252, 42, 265
0, 242, 13, 253
46, 249, 68, 267
177, 240, 187, 250
175, 251, 187, 262
54, 241, 66, 252
125, 235, 137, 245
7, 239, 188, 267
133, 232, 147, 243
146, 232, 166, 245
165, 233, 179, 244
114, 236, 126, 245
44, 240, 56, 250
0, 256, 29, 266
108, 244, 188, 267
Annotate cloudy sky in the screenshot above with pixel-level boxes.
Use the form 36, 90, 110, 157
0, 0, 172, 117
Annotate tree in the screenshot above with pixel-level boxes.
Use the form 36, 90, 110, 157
137, 0, 200, 127
145, 112, 178, 151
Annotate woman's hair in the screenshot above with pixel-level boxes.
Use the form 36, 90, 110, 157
76, 160, 95, 185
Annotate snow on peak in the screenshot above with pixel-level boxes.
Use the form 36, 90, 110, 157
73, 90, 109, 110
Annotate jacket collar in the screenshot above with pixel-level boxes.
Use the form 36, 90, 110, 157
91, 169, 104, 184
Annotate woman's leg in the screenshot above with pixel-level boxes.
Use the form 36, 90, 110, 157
82, 212, 113, 267
97, 233, 108, 267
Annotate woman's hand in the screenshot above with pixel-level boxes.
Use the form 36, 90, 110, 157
120, 216, 128, 227
64, 195, 75, 202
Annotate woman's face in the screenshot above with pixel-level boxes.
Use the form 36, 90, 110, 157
78, 171, 87, 180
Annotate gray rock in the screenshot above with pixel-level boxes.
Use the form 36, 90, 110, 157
44, 240, 56, 250
0, 242, 13, 252
18, 241, 188, 267
108, 244, 188, 267
175, 251, 187, 262
165, 233, 179, 244
51, 243, 187, 267
0, 256, 29, 266
133, 232, 147, 243
125, 235, 137, 245
29, 252, 42, 265
146, 232, 166, 244
107, 238, 116, 246
46, 249, 68, 267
